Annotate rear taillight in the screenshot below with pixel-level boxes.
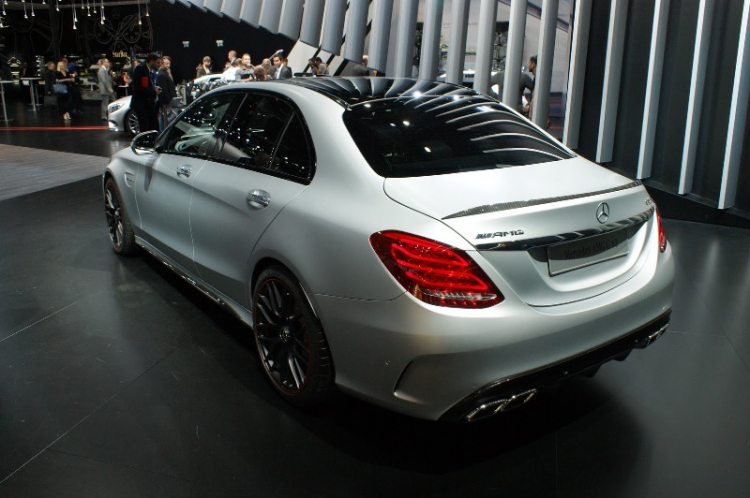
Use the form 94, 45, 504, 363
655, 206, 667, 253
370, 231, 504, 308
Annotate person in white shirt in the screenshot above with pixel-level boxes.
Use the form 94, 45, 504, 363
221, 58, 242, 83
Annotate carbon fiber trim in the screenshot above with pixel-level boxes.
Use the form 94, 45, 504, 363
443, 180, 643, 220
477, 207, 654, 252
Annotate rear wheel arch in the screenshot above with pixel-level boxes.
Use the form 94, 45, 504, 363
251, 257, 319, 316
251, 263, 336, 406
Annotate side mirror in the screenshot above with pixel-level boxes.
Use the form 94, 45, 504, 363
131, 130, 159, 155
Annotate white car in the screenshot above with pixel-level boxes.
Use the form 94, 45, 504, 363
104, 77, 675, 421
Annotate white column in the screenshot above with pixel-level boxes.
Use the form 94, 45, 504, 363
595, 0, 629, 164
221, 0, 243, 21
678, 0, 714, 194
300, 0, 326, 46
502, 0, 528, 108
369, 0, 395, 73
259, 0, 283, 33
719, 0, 750, 209
531, 0, 559, 127
636, 0, 670, 179
445, 0, 470, 85
473, 0, 498, 94
186, 0, 207, 12
204, 0, 223, 16
393, 0, 419, 78
419, 0, 444, 81
279, 0, 305, 40
321, 0, 348, 55
240, 0, 262, 27
344, 0, 370, 62
562, 0, 591, 149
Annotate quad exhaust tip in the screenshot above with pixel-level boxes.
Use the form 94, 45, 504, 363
464, 389, 538, 422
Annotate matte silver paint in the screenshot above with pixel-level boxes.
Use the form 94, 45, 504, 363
104, 79, 675, 420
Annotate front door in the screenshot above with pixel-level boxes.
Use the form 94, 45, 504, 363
136, 92, 240, 272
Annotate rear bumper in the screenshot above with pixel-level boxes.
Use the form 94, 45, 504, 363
440, 310, 670, 422
313, 243, 674, 421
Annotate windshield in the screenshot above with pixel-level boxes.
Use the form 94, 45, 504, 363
343, 95, 573, 178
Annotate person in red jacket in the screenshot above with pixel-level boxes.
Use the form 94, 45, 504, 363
131, 53, 162, 132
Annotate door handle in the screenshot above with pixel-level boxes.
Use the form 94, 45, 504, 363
176, 165, 192, 178
247, 190, 271, 209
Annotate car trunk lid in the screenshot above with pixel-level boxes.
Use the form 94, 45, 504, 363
383, 157, 656, 306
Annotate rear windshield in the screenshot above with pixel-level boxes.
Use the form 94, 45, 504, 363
343, 95, 573, 178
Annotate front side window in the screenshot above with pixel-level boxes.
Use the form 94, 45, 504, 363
343, 95, 574, 178
160, 93, 237, 158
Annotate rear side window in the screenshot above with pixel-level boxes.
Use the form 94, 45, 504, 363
272, 114, 314, 181
215, 93, 314, 182
343, 95, 573, 178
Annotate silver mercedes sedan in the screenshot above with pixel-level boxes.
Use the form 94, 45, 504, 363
103, 78, 674, 422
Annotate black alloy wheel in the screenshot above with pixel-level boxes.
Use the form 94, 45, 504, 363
253, 266, 334, 406
104, 178, 136, 255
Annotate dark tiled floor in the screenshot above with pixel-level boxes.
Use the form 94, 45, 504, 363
1, 95, 750, 497
0, 96, 131, 157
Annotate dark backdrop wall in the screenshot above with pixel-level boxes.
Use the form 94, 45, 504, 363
0, 0, 293, 84
576, 0, 750, 221
149, 0, 293, 84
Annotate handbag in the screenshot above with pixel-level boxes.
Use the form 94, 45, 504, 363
53, 83, 68, 95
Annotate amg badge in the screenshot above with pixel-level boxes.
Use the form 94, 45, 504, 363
476, 230, 524, 240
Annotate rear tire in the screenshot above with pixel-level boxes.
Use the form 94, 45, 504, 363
252, 266, 335, 407
104, 177, 137, 255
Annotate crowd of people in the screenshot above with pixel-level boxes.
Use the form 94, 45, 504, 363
196, 48, 325, 83
40, 53, 176, 130
36, 48, 335, 128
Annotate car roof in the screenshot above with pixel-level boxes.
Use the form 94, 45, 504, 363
279, 77, 486, 107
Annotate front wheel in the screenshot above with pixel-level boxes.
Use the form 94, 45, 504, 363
125, 110, 140, 135
104, 177, 137, 255
252, 266, 335, 407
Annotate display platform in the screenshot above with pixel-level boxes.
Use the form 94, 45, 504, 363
0, 143, 749, 496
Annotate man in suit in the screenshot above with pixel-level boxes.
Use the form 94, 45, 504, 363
272, 55, 292, 80
156, 55, 176, 132
131, 53, 162, 132
98, 58, 115, 121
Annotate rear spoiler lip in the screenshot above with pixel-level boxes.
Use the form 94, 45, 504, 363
475, 207, 654, 251
442, 180, 643, 220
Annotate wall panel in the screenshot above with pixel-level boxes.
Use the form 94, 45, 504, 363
648, 0, 700, 191
691, 1, 744, 204
609, 0, 654, 179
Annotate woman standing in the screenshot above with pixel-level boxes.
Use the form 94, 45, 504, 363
54, 61, 74, 120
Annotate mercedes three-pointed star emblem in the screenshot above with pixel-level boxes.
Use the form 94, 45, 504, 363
596, 202, 610, 224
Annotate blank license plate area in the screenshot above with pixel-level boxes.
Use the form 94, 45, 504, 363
547, 228, 629, 276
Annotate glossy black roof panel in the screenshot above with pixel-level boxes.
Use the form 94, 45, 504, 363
281, 77, 485, 107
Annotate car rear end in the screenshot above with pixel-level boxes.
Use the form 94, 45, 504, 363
325, 90, 675, 421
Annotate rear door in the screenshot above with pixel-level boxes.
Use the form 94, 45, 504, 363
190, 91, 314, 304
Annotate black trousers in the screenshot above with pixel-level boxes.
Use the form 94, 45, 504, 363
133, 103, 159, 133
